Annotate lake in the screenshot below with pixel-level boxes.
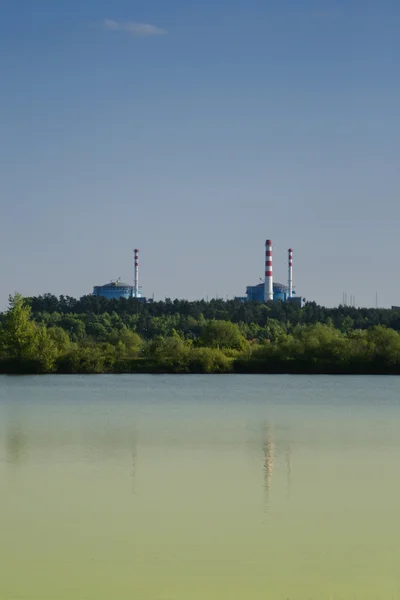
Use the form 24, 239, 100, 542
1, 375, 400, 600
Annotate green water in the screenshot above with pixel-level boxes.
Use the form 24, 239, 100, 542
1, 375, 400, 600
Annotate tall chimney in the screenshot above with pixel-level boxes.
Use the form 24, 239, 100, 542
134, 248, 139, 298
264, 239, 273, 302
288, 248, 293, 298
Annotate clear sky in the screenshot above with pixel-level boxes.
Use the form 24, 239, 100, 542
0, 0, 399, 308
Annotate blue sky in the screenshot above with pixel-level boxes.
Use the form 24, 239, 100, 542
0, 0, 399, 308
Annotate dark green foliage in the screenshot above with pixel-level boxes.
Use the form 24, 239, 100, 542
198, 320, 248, 350
187, 347, 232, 373
2, 293, 400, 374
25, 294, 400, 334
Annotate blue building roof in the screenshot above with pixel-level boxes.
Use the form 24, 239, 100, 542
96, 282, 133, 289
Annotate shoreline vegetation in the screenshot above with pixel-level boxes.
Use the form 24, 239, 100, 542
2, 293, 400, 375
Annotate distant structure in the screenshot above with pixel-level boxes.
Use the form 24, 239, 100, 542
133, 248, 140, 298
93, 279, 134, 300
264, 239, 273, 302
246, 281, 295, 302
236, 239, 304, 306
288, 248, 293, 298
93, 248, 149, 302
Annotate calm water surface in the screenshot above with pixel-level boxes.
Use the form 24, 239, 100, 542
1, 375, 400, 600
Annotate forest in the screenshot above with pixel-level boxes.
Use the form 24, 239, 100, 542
1, 292, 400, 374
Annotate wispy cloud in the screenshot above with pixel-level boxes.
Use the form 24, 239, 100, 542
103, 19, 167, 36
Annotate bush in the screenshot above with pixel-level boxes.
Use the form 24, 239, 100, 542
187, 347, 232, 373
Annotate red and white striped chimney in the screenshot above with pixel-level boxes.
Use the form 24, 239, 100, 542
134, 249, 139, 298
288, 248, 293, 298
264, 239, 273, 302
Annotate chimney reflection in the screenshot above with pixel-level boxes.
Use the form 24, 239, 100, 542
261, 427, 293, 508
131, 446, 137, 493
262, 426, 275, 508
285, 444, 292, 498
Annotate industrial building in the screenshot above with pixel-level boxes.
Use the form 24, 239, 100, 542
92, 240, 303, 305
93, 249, 148, 302
93, 280, 136, 300
245, 281, 296, 302
236, 240, 304, 306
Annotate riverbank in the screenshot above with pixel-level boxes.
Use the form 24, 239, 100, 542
2, 355, 400, 375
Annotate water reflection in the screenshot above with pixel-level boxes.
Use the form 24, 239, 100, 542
2, 405, 139, 478
285, 444, 292, 498
3, 412, 292, 506
260, 425, 293, 506
2, 407, 294, 514
5, 426, 28, 465
2, 376, 400, 599
131, 446, 137, 492
262, 426, 275, 508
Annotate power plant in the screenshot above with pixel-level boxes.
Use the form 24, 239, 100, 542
92, 238, 304, 305
93, 249, 149, 302
236, 239, 303, 306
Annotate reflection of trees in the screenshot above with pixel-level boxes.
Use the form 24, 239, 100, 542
3, 417, 138, 476
5, 427, 28, 465
4, 429, 138, 453
4, 415, 294, 506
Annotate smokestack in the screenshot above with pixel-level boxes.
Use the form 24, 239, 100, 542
134, 248, 139, 298
288, 248, 293, 298
264, 239, 273, 302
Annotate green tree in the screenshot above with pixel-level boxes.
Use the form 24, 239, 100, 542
144, 334, 190, 372
291, 323, 346, 367
0, 323, 7, 360
264, 318, 287, 342
57, 343, 115, 374
35, 327, 58, 373
366, 326, 400, 367
198, 320, 248, 351
188, 347, 232, 373
108, 330, 142, 358
47, 327, 72, 354
3, 293, 38, 360
340, 316, 355, 334
85, 321, 109, 340
59, 316, 86, 341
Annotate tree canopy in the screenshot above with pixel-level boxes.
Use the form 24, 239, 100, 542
1, 292, 400, 374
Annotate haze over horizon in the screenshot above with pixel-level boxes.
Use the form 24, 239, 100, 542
1, 0, 399, 309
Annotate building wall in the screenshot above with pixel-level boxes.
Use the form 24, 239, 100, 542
93, 285, 133, 300
286, 296, 304, 307
246, 284, 264, 302
274, 291, 286, 302
244, 283, 300, 303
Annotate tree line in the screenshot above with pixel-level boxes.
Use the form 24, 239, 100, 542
1, 293, 400, 374
25, 293, 400, 332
